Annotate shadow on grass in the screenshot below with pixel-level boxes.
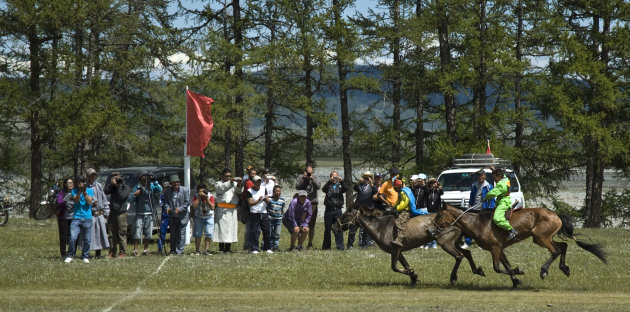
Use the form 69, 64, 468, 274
346, 280, 551, 292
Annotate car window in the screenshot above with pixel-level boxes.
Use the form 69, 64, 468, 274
438, 173, 474, 192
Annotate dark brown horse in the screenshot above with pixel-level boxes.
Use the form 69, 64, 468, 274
332, 205, 485, 285
432, 203, 608, 289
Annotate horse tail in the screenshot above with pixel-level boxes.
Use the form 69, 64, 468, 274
557, 213, 608, 264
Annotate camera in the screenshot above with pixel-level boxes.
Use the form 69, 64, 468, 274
149, 175, 157, 182
115, 177, 123, 184
307, 172, 311, 177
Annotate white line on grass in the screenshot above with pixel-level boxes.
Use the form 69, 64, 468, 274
103, 256, 170, 312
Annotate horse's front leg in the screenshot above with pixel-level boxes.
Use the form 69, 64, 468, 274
398, 253, 418, 285
500, 251, 524, 275
491, 248, 521, 289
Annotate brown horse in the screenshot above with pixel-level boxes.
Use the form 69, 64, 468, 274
332, 205, 485, 285
431, 203, 607, 289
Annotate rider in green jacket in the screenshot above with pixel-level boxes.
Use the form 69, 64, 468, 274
484, 167, 518, 240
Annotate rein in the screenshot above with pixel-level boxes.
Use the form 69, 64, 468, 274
336, 210, 359, 229
433, 203, 482, 233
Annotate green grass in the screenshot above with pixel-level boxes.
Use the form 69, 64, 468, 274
1, 218, 629, 311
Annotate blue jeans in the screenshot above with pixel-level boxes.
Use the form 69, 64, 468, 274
248, 213, 271, 252
323, 208, 344, 250
268, 218, 282, 249
67, 218, 92, 259
158, 217, 169, 251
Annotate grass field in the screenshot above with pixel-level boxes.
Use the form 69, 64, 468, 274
1, 217, 629, 311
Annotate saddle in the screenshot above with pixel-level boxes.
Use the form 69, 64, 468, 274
505, 200, 524, 220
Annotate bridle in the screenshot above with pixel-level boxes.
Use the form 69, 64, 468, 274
336, 209, 359, 229
431, 202, 481, 233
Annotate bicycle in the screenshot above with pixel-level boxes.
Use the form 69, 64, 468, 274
1, 196, 14, 226
33, 186, 57, 220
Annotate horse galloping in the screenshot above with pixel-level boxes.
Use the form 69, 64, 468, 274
332, 205, 485, 285
432, 203, 607, 289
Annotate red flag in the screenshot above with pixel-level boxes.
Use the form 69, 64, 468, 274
486, 139, 492, 154
186, 90, 214, 157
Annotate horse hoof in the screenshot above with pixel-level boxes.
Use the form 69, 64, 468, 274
476, 268, 486, 277
540, 270, 547, 280
513, 267, 525, 275
450, 279, 457, 286
511, 279, 522, 289
560, 266, 570, 277
410, 274, 418, 285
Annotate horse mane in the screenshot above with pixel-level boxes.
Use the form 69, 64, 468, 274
356, 205, 382, 218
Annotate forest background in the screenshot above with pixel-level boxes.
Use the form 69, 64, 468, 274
1, 0, 629, 228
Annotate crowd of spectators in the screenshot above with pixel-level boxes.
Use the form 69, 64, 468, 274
54, 166, 442, 262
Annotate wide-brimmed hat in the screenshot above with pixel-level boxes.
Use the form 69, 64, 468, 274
169, 175, 180, 182
361, 171, 373, 178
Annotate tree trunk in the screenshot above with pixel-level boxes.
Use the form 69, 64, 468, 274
513, 0, 524, 176
414, 1, 425, 170
305, 55, 315, 167
333, 0, 353, 210
391, 0, 401, 165
233, 0, 244, 177
474, 0, 487, 139
436, 0, 457, 142
28, 28, 42, 219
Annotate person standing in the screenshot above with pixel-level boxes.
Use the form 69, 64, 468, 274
162, 175, 190, 255
64, 177, 94, 263
157, 182, 171, 255
129, 173, 162, 256
86, 168, 109, 258
214, 169, 243, 253
282, 190, 311, 251
55, 178, 74, 259
348, 171, 377, 249
261, 168, 276, 195
295, 165, 321, 249
191, 184, 215, 255
425, 178, 444, 249
322, 171, 347, 250
267, 185, 285, 251
372, 173, 386, 211
104, 172, 130, 258
246, 175, 272, 254
241, 167, 257, 250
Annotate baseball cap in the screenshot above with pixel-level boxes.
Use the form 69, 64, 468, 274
410, 174, 418, 181
418, 173, 427, 181
297, 190, 308, 197
252, 175, 262, 182
86, 168, 97, 176
393, 179, 403, 187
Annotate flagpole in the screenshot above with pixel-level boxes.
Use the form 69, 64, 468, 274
184, 86, 192, 244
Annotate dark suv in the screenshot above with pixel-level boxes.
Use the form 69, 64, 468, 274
96, 166, 197, 238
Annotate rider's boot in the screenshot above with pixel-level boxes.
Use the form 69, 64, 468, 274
507, 228, 518, 240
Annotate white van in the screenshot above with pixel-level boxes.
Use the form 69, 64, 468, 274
437, 154, 525, 209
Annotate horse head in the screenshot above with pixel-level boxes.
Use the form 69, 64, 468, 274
433, 203, 459, 232
332, 206, 359, 234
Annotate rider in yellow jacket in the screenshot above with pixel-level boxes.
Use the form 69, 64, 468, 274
484, 167, 518, 240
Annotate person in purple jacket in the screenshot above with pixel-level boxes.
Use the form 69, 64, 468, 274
282, 190, 312, 251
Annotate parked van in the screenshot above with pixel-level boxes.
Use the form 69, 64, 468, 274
437, 154, 525, 209
95, 166, 197, 238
